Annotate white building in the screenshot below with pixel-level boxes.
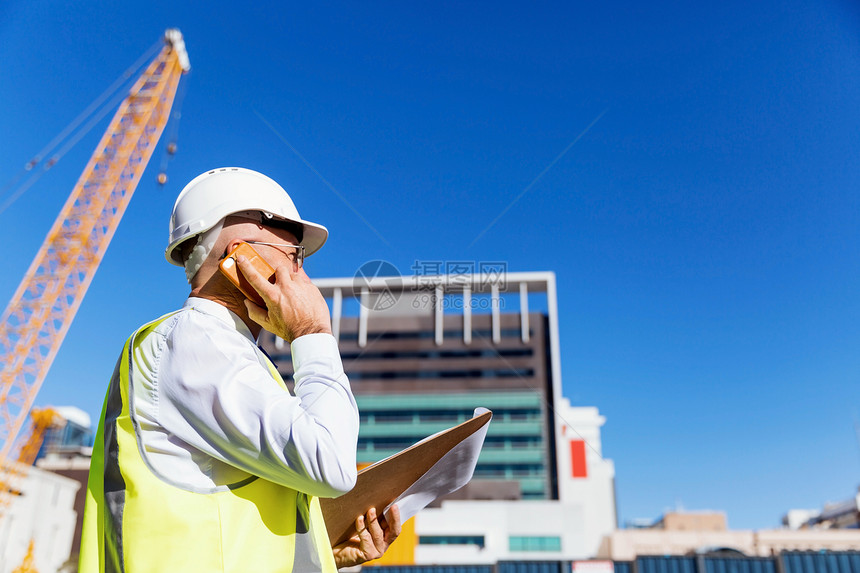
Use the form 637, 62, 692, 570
411, 399, 616, 564
783, 488, 860, 530
0, 462, 80, 573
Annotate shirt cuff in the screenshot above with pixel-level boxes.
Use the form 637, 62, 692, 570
290, 332, 345, 375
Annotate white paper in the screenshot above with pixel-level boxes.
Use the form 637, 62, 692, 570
384, 407, 491, 522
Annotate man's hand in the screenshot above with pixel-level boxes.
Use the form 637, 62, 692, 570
332, 505, 402, 569
237, 256, 332, 342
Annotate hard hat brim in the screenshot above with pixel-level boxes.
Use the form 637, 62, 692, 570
165, 215, 329, 266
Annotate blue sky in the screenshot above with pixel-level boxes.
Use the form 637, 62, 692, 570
2, 1, 859, 529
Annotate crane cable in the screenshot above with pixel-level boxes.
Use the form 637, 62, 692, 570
157, 71, 190, 186
0, 39, 163, 217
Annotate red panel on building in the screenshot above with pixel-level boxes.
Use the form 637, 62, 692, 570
570, 440, 588, 478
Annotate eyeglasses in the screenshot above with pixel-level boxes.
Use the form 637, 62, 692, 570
244, 241, 305, 270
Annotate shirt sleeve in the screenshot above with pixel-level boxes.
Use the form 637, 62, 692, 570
156, 313, 358, 498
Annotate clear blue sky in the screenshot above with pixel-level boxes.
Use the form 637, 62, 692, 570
2, 1, 859, 530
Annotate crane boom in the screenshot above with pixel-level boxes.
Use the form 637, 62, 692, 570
0, 31, 190, 484
0, 408, 63, 505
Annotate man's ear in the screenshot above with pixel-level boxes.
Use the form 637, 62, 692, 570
222, 239, 245, 260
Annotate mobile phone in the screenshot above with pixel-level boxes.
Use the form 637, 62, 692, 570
218, 242, 276, 307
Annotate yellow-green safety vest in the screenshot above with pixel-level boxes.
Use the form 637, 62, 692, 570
79, 312, 337, 572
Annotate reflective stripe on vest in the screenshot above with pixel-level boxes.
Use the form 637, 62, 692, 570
79, 312, 337, 572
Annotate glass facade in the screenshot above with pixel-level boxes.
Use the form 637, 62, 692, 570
508, 536, 562, 552
356, 390, 550, 499
37, 419, 93, 459
265, 309, 558, 501
419, 536, 486, 548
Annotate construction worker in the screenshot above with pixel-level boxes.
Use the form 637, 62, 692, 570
80, 167, 400, 572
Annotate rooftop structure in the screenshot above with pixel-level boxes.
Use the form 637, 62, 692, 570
783, 487, 860, 530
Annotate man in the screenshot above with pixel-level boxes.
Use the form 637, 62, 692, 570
80, 167, 400, 572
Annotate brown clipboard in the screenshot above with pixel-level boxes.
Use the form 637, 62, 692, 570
320, 409, 492, 547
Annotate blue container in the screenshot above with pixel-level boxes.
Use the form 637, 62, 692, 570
703, 557, 777, 573
497, 562, 566, 573
782, 551, 860, 573
636, 556, 698, 573
372, 567, 492, 573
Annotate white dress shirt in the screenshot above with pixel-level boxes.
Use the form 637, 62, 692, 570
130, 296, 359, 498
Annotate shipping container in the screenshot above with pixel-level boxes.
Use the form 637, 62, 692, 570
371, 566, 493, 573
372, 552, 860, 573
636, 556, 698, 573
703, 557, 777, 573
614, 561, 634, 573
782, 551, 860, 573
498, 562, 567, 573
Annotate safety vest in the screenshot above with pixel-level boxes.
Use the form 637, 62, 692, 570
79, 313, 338, 573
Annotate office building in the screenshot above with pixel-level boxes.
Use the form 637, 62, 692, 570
261, 269, 617, 563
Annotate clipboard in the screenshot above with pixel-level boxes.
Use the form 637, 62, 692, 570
320, 408, 492, 547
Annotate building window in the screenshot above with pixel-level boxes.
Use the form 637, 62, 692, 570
419, 536, 485, 549
339, 348, 534, 360
373, 412, 415, 423
340, 329, 524, 341
509, 536, 561, 552
348, 368, 535, 381
358, 438, 422, 451
473, 468, 508, 478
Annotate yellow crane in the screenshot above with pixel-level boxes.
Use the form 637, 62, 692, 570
0, 407, 63, 508
0, 29, 190, 522
0, 407, 63, 501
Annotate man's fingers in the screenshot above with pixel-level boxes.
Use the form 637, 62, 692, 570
236, 255, 276, 299
356, 513, 380, 557
273, 264, 296, 284
385, 504, 402, 541
366, 508, 387, 552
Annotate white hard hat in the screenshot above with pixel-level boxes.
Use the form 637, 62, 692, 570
165, 167, 328, 266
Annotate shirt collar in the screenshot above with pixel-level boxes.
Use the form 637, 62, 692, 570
183, 297, 256, 343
